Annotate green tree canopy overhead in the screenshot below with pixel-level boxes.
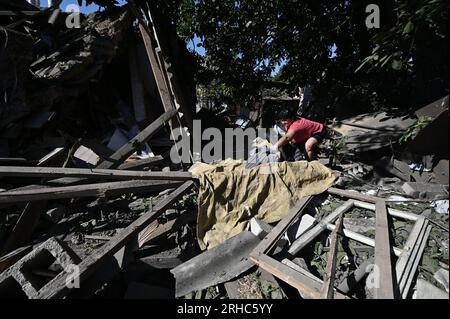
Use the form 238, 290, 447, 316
176, 0, 448, 116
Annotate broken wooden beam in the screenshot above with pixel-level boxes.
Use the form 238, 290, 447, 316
325, 222, 403, 257
281, 258, 347, 299
328, 187, 377, 204
0, 166, 192, 181
0, 180, 183, 205
117, 155, 164, 170
131, 0, 180, 130
251, 254, 322, 299
374, 200, 395, 299
36, 181, 195, 299
321, 212, 344, 299
395, 216, 432, 298
0, 245, 32, 273
37, 147, 65, 167
353, 200, 419, 221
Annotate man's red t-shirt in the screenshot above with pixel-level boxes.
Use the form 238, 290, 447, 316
284, 118, 324, 144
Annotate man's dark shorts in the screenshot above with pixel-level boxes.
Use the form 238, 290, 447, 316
311, 126, 328, 144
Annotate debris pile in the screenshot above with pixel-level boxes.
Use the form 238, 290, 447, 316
0, 1, 448, 300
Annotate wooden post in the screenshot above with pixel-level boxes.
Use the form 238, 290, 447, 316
0, 180, 183, 205
321, 213, 344, 299
374, 200, 395, 299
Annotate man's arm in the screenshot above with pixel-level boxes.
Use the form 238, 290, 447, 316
272, 129, 296, 150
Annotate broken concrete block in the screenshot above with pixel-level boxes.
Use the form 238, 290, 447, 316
0, 237, 81, 299
285, 214, 316, 244
402, 182, 449, 200
250, 217, 273, 239
413, 279, 449, 299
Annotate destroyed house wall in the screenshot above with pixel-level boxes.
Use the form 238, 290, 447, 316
0, 4, 187, 162
0, 29, 33, 132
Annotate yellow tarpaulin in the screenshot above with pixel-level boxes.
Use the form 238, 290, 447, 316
190, 160, 340, 250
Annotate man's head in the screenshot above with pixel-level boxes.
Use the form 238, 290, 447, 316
277, 109, 296, 127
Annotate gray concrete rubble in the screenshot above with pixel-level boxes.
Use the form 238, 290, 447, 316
0, 237, 81, 298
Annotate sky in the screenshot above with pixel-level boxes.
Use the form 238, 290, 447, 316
58, 0, 126, 14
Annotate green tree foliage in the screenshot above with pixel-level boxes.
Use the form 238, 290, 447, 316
176, 0, 448, 116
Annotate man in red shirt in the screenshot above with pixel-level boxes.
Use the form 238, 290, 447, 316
270, 110, 326, 161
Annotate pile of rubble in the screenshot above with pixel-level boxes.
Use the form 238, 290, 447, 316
0, 0, 198, 298
0, 1, 448, 300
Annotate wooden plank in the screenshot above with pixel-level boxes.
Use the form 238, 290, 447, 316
0, 201, 47, 256
37, 181, 195, 299
146, 6, 194, 132
328, 187, 377, 204
288, 200, 354, 256
84, 235, 111, 241
395, 216, 432, 298
37, 147, 65, 166
251, 196, 312, 257
0, 180, 183, 205
353, 200, 419, 221
326, 223, 403, 257
400, 224, 431, 298
395, 217, 427, 284
0, 245, 32, 273
250, 254, 322, 299
136, 19, 179, 132
282, 259, 322, 284
374, 200, 395, 299
117, 155, 164, 170
281, 259, 348, 299
0, 166, 192, 181
321, 212, 344, 299
138, 23, 176, 113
